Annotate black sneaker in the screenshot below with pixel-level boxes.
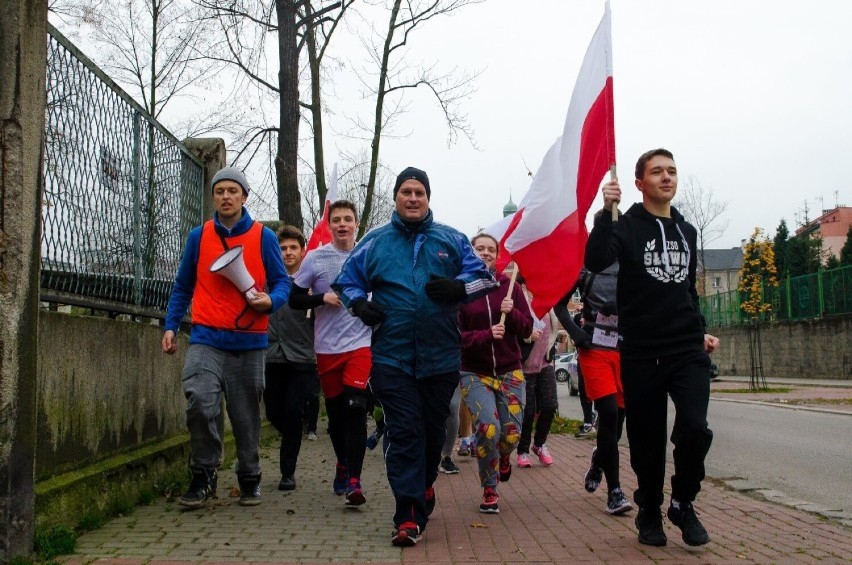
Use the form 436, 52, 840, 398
575, 423, 595, 438
238, 475, 262, 506
179, 468, 215, 508
606, 488, 633, 515
392, 521, 422, 547
278, 475, 296, 491
635, 506, 667, 546
584, 448, 602, 493
667, 503, 710, 546
439, 456, 460, 474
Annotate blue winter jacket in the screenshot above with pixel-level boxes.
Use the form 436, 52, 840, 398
333, 210, 496, 378
164, 208, 290, 351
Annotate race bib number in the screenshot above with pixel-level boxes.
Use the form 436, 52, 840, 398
592, 313, 619, 348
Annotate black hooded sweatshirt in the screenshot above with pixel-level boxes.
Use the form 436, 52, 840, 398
584, 202, 706, 359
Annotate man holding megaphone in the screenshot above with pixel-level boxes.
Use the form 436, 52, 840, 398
162, 167, 290, 509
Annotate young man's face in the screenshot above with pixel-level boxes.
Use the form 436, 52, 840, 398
329, 207, 358, 248
279, 238, 305, 272
394, 180, 429, 222
635, 154, 678, 207
213, 180, 247, 221
472, 236, 498, 271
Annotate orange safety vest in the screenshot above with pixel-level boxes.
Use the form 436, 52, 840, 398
192, 220, 268, 333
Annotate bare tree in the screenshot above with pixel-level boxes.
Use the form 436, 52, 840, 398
199, 0, 345, 230
51, 0, 220, 122
303, 0, 351, 203
674, 175, 729, 295
354, 0, 483, 238
300, 150, 395, 239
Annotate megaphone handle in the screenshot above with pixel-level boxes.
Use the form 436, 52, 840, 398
244, 288, 258, 301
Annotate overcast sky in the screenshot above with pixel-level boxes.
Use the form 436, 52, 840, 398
317, 0, 851, 250
52, 0, 852, 252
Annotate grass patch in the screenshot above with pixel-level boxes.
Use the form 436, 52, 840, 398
35, 526, 76, 560
713, 387, 793, 394
549, 414, 584, 435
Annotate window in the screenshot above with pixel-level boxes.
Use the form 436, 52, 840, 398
712, 276, 721, 289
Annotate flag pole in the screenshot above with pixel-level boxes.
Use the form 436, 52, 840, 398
609, 164, 619, 222
499, 263, 520, 325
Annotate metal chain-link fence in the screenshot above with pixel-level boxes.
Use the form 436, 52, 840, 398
41, 24, 203, 317
700, 264, 852, 326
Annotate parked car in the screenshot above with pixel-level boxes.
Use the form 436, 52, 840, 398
710, 362, 719, 379
554, 351, 580, 396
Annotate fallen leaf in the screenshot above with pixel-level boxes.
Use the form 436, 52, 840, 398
470, 522, 488, 528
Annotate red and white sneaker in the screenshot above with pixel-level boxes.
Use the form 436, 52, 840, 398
479, 486, 500, 514
532, 444, 553, 466
392, 521, 422, 546
517, 453, 532, 468
499, 454, 512, 482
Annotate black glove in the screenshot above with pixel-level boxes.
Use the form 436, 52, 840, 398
351, 299, 386, 326
425, 276, 466, 304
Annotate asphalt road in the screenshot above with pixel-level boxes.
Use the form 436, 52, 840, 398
555, 382, 852, 518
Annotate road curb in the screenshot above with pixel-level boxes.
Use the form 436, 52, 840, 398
717, 477, 852, 529
709, 395, 852, 416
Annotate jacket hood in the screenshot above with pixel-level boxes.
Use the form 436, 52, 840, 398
626, 202, 686, 224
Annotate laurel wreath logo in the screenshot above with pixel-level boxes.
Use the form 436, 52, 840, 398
644, 239, 687, 283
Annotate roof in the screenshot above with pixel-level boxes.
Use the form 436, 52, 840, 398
700, 247, 743, 271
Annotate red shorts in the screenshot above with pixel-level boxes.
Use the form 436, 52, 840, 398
578, 348, 624, 408
316, 347, 371, 399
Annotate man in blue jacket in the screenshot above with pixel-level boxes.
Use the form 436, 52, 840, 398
162, 167, 290, 509
333, 166, 496, 547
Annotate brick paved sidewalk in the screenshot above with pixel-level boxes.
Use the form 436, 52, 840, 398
61, 428, 851, 564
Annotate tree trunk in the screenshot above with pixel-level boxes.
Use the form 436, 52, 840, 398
275, 0, 302, 229
305, 4, 327, 203
360, 0, 401, 239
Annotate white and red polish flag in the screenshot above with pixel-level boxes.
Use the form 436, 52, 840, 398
306, 163, 339, 252
499, 1, 615, 317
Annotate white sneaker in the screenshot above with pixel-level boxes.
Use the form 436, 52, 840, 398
307, 432, 318, 441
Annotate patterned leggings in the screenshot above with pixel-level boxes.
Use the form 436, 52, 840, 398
461, 370, 526, 488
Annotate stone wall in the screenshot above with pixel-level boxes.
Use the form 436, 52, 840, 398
35, 311, 192, 531
36, 311, 187, 480
710, 316, 852, 380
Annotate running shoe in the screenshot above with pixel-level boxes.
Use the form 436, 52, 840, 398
499, 454, 512, 482
344, 478, 366, 507
438, 456, 460, 474
392, 521, 422, 546
532, 444, 553, 466
479, 486, 499, 514
606, 487, 633, 515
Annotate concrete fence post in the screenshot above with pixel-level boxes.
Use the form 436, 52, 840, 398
183, 138, 226, 220
0, 0, 48, 559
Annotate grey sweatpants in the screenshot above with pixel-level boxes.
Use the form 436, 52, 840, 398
441, 384, 462, 457
182, 344, 265, 477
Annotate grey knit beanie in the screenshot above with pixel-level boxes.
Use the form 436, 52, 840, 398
211, 166, 250, 196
